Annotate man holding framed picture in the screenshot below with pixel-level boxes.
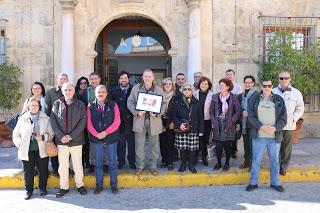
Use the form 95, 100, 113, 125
127, 69, 166, 176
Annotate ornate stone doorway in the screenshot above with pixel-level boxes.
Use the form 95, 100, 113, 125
94, 16, 172, 89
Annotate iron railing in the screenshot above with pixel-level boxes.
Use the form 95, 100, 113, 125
258, 16, 320, 112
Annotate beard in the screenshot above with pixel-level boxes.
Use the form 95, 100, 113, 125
120, 81, 128, 87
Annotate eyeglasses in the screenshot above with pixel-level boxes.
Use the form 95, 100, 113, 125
163, 83, 172, 85
182, 88, 192, 91
262, 85, 273, 88
80, 81, 87, 85
279, 77, 290, 80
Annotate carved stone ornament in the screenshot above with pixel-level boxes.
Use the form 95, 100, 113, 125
59, 0, 79, 11
113, 0, 144, 3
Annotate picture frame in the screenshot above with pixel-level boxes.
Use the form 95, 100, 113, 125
135, 92, 163, 114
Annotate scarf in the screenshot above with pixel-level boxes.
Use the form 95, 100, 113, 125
30, 112, 40, 134
183, 95, 191, 109
219, 93, 230, 114
163, 91, 174, 115
87, 86, 96, 103
241, 88, 256, 133
278, 84, 292, 93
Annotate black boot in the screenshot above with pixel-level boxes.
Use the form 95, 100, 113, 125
178, 149, 187, 172
188, 150, 197, 174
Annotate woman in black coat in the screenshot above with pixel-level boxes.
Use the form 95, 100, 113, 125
172, 83, 204, 173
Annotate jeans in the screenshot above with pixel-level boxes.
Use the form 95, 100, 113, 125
117, 132, 135, 166
250, 137, 281, 186
93, 142, 118, 188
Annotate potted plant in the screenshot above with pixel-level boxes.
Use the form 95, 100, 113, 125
0, 62, 23, 147
257, 32, 320, 143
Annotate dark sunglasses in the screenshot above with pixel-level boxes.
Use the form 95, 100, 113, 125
262, 85, 273, 88
80, 81, 87, 85
279, 77, 290, 80
182, 88, 192, 91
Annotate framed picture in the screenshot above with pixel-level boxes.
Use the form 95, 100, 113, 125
135, 92, 163, 114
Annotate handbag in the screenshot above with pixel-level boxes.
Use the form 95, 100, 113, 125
207, 142, 216, 160
5, 114, 21, 130
46, 140, 58, 157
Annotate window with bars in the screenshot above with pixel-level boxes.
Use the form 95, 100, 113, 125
0, 29, 5, 64
258, 16, 319, 61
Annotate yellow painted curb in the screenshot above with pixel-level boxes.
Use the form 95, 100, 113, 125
1, 167, 320, 189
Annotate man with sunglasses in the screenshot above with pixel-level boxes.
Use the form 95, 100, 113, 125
246, 79, 287, 192
272, 71, 304, 176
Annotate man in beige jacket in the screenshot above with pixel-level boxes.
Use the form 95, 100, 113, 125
127, 69, 166, 175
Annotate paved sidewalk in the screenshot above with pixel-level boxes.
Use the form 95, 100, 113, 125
0, 138, 319, 188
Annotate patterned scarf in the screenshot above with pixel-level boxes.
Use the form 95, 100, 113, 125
30, 112, 40, 134
219, 92, 230, 113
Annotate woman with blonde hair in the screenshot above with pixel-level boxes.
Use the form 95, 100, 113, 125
159, 78, 176, 170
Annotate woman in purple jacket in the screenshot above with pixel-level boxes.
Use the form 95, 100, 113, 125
209, 78, 241, 171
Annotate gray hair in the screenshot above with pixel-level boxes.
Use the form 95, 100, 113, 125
194, 72, 203, 77
57, 73, 68, 80
179, 82, 193, 93
95, 84, 108, 94
61, 82, 74, 91
279, 70, 291, 77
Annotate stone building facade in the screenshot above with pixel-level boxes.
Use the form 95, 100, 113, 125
0, 0, 319, 136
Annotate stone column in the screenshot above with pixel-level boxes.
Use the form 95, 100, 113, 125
59, 0, 78, 83
185, 0, 202, 84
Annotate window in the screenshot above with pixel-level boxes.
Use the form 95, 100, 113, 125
0, 30, 5, 64
258, 16, 319, 61
0, 19, 7, 64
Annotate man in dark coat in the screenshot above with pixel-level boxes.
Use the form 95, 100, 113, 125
109, 71, 136, 169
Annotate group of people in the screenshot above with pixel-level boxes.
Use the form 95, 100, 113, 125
12, 67, 304, 200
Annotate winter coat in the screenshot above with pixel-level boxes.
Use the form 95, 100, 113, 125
12, 111, 54, 161
50, 97, 86, 146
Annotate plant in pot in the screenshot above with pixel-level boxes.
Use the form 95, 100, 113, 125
257, 32, 320, 143
0, 62, 23, 147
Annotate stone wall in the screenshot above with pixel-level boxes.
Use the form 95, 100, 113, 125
1, 0, 319, 137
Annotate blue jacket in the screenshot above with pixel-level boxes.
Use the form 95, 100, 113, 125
88, 99, 120, 144
247, 92, 287, 143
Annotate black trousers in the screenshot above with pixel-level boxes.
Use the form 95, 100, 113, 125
198, 120, 212, 160
242, 129, 252, 164
159, 129, 175, 165
82, 128, 90, 167
117, 132, 135, 166
215, 140, 233, 165
22, 151, 49, 193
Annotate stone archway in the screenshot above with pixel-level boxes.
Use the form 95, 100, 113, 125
92, 15, 173, 89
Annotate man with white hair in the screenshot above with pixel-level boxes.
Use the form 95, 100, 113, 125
50, 82, 87, 198
193, 71, 203, 91
272, 71, 304, 176
127, 69, 166, 176
45, 73, 68, 176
